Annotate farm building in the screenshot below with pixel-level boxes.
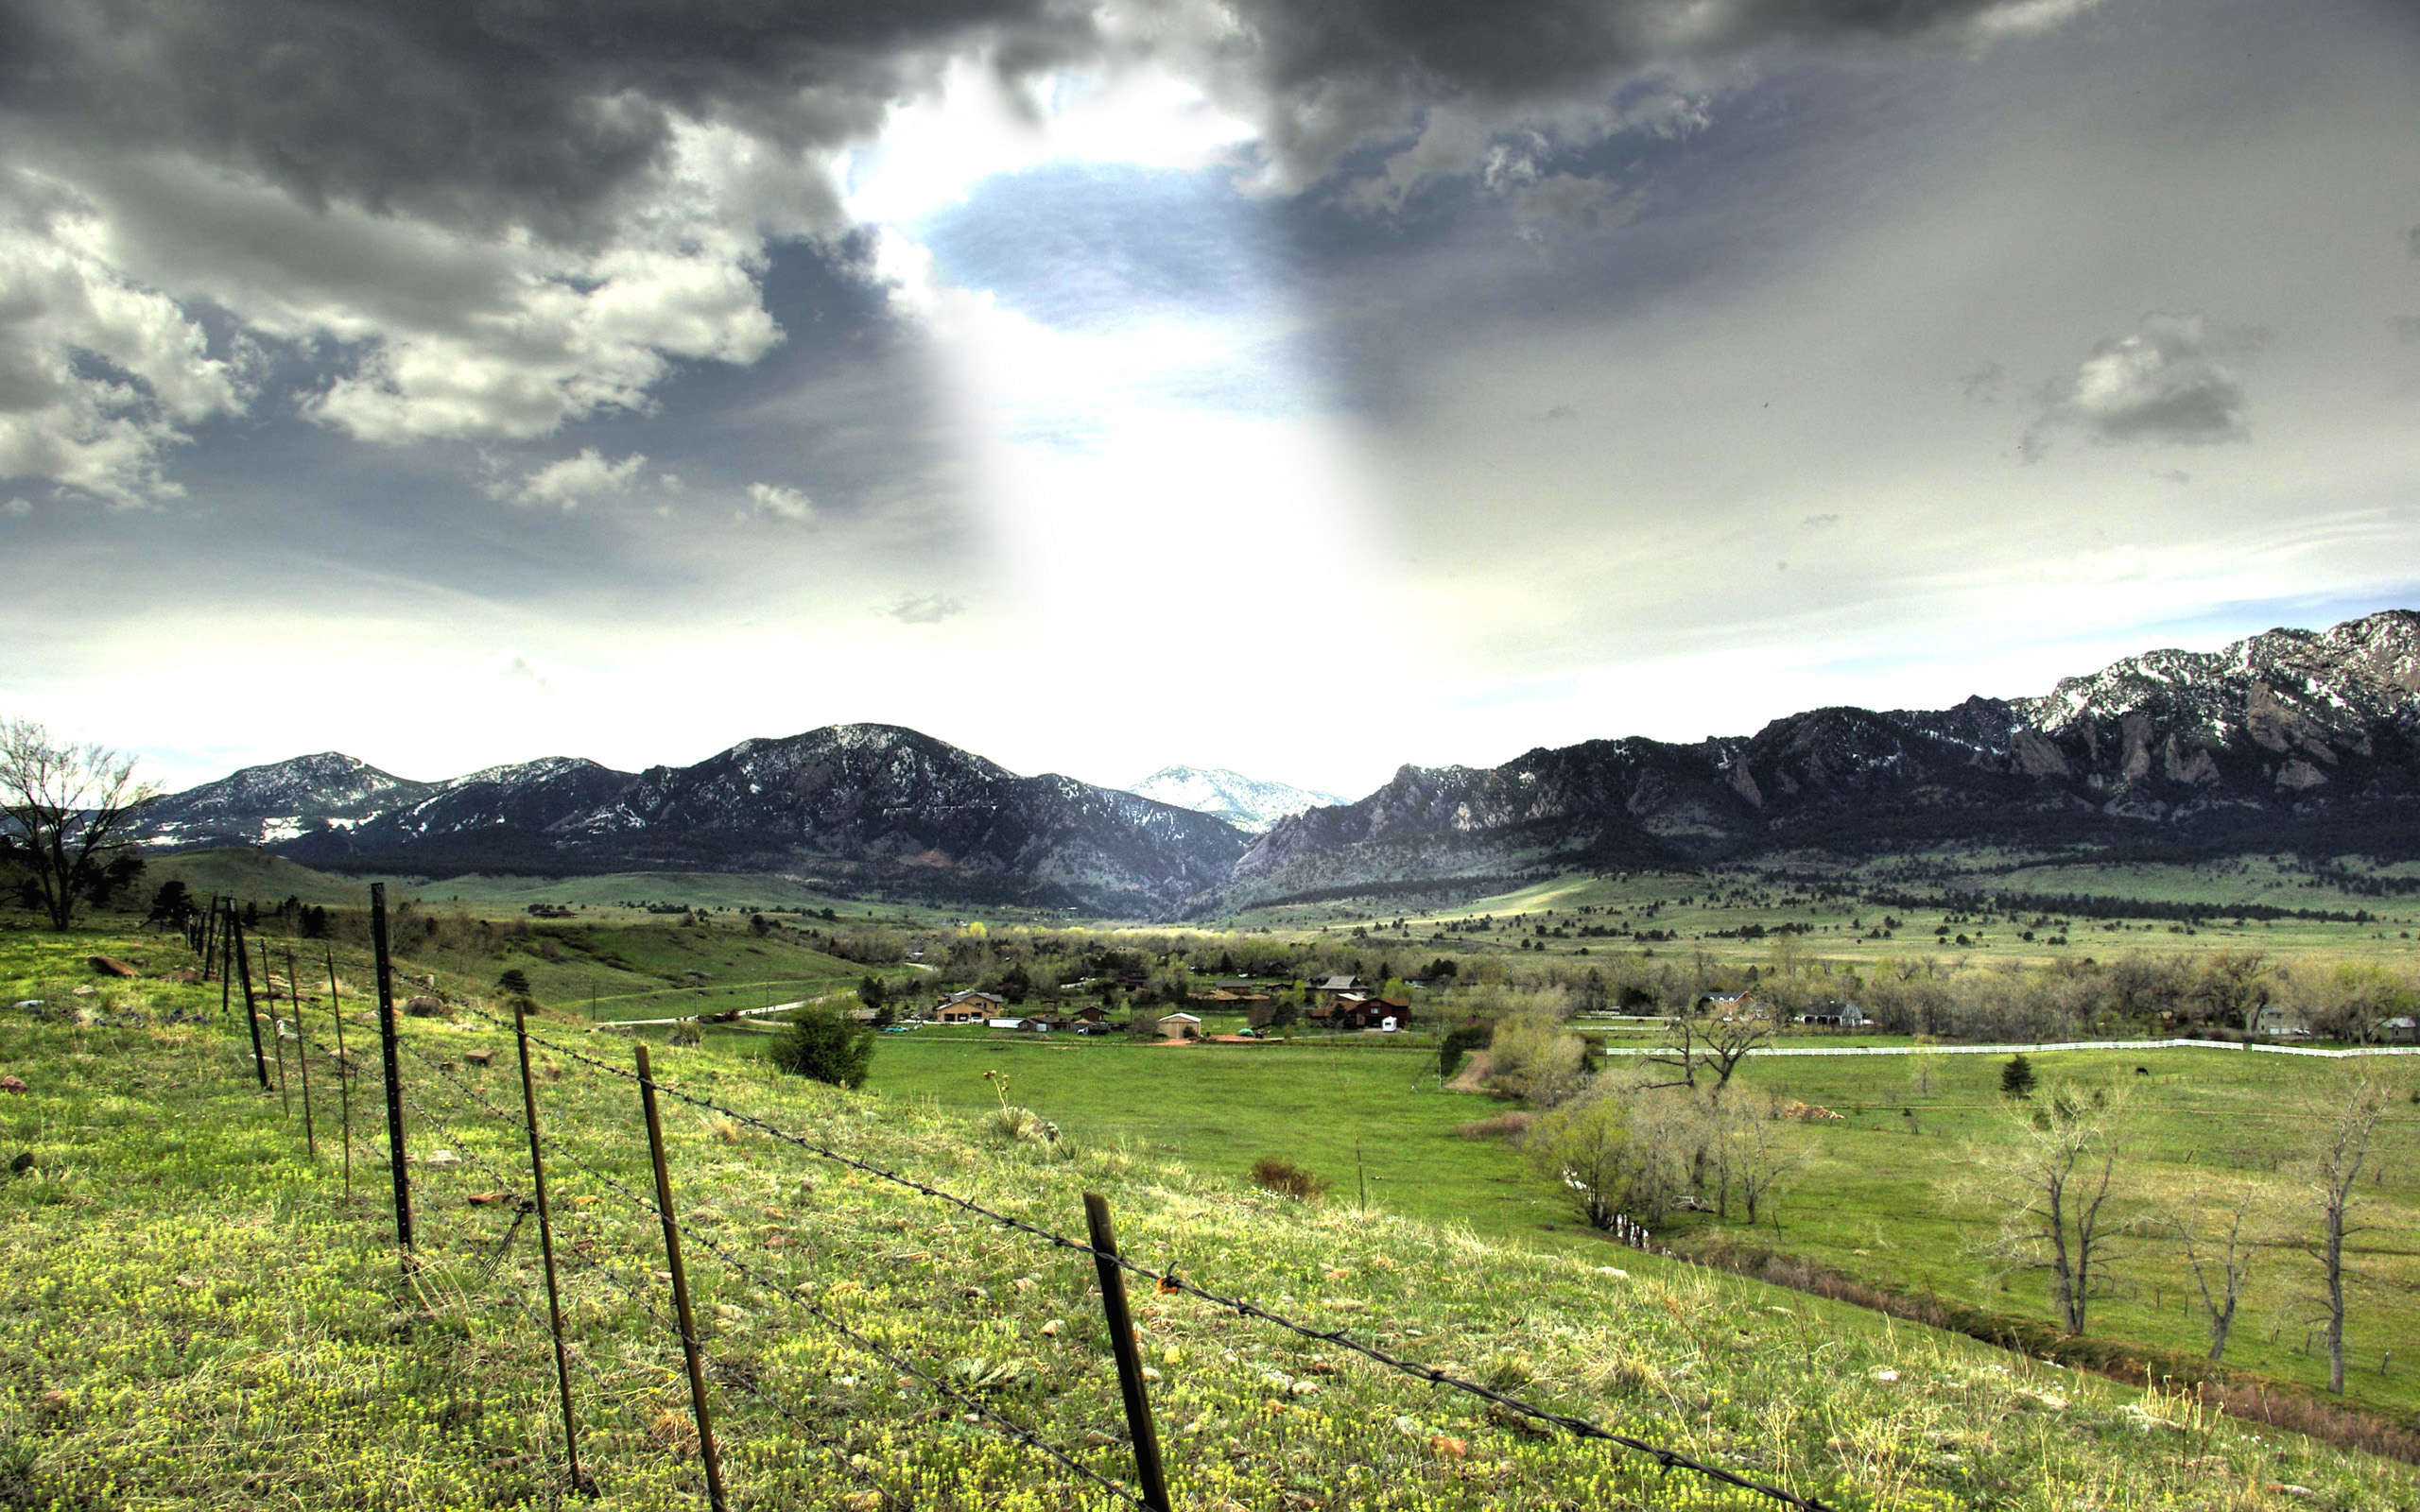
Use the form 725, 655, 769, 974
1795, 1002, 1867, 1028
1154, 1012, 1202, 1040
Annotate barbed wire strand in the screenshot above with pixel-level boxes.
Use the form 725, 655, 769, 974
520, 1082, 1143, 1512
478, 1006, 1843, 1512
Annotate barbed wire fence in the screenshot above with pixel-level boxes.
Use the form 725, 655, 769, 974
191, 887, 1849, 1512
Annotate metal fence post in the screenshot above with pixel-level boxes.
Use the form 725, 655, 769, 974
200, 894, 219, 981
515, 1001, 587, 1495
232, 913, 269, 1090
1083, 1192, 1172, 1512
370, 884, 412, 1257
635, 1043, 727, 1512
218, 902, 234, 1022
266, 932, 290, 1115
288, 949, 316, 1158
327, 946, 351, 1200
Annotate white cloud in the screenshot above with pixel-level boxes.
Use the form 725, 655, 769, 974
0, 167, 252, 506
746, 482, 815, 521
2, 498, 29, 516
2023, 312, 2257, 458
497, 649, 555, 694
507, 448, 650, 510
887, 593, 965, 624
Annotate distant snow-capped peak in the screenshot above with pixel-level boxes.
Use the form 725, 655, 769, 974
1126, 766, 1348, 833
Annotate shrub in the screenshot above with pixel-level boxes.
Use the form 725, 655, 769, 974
1524, 1095, 1631, 1229
1453, 1110, 1535, 1142
767, 1005, 874, 1089
1247, 1157, 1329, 1201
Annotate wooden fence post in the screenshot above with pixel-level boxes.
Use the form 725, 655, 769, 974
1083, 1192, 1172, 1512
635, 1043, 727, 1512
370, 885, 412, 1258
514, 1001, 587, 1495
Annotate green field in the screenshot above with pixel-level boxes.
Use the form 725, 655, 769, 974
16, 925, 2413, 1507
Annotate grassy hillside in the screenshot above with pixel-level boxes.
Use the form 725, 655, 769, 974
1, 923, 2415, 1509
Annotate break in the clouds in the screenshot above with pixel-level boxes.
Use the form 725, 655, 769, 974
2020, 313, 2257, 460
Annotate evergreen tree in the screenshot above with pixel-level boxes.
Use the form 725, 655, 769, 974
2001, 1053, 2037, 1099
769, 1005, 875, 1089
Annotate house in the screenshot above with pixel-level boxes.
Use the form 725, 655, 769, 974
928, 995, 994, 1024
1696, 990, 1755, 1019
2256, 1004, 2310, 1036
1795, 1002, 1866, 1028
2382, 1015, 2416, 1044
1155, 1012, 1203, 1040
1067, 1005, 1107, 1024
1312, 975, 1362, 999
1013, 1015, 1063, 1033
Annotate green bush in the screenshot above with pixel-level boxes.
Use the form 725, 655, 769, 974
767, 1005, 874, 1089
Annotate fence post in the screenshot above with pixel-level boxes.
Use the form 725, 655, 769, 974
219, 903, 234, 1022
266, 932, 291, 1114
370, 884, 413, 1258
232, 913, 269, 1090
288, 949, 316, 1158
515, 1000, 587, 1495
635, 1043, 727, 1512
1082, 1192, 1172, 1512
327, 946, 351, 1200
200, 894, 219, 981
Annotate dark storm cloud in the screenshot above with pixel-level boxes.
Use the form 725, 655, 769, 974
1201, 0, 2098, 184
0, 0, 1099, 242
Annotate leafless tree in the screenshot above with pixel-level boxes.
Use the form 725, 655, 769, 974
2301, 1063, 2400, 1395
1722, 1091, 1806, 1228
0, 717, 160, 932
2165, 1181, 2263, 1362
1647, 1011, 1772, 1095
1963, 1080, 2134, 1335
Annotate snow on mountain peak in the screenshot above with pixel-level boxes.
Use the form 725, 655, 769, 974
1126, 766, 1348, 833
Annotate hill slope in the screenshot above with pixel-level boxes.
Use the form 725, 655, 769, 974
2, 926, 2409, 1510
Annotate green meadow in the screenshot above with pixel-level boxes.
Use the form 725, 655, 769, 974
15, 925, 2413, 1508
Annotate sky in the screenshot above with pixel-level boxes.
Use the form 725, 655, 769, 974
4, 0, 2418, 800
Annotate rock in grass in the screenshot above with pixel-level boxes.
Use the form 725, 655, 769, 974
8, 1152, 32, 1174
463, 1049, 495, 1067
403, 995, 446, 1018
0, 1077, 25, 1095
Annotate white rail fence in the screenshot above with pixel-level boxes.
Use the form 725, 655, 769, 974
1607, 1038, 2420, 1060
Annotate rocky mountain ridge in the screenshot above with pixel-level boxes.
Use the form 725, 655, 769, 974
1223, 610, 2420, 905
133, 611, 2420, 916
133, 726, 1246, 917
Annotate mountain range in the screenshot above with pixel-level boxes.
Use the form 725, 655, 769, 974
133, 610, 2420, 917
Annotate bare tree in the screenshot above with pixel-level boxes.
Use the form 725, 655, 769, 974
1701, 1014, 1773, 1093
2302, 1063, 2399, 1395
0, 717, 160, 932
1722, 1091, 1806, 1228
1963, 1081, 2133, 1335
2165, 1181, 2262, 1362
